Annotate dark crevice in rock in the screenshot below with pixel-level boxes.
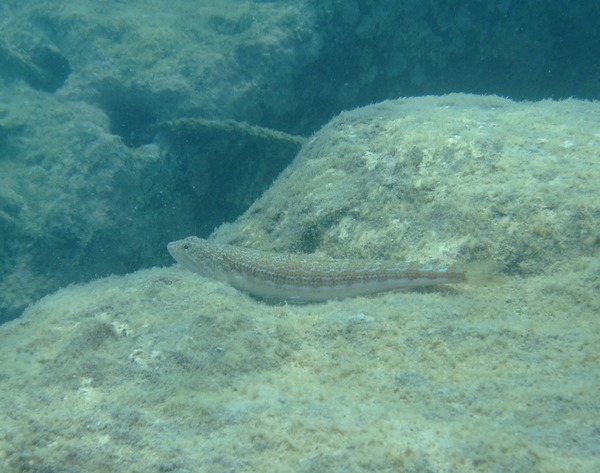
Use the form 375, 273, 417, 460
0, 39, 70, 93
157, 118, 305, 237
95, 81, 159, 148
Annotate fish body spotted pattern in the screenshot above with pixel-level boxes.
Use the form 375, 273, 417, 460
167, 236, 465, 303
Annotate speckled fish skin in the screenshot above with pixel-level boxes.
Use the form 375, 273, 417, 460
167, 236, 465, 303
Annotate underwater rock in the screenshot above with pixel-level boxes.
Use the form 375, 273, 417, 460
0, 39, 70, 93
214, 94, 600, 279
0, 94, 599, 472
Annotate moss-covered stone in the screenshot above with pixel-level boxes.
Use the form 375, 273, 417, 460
214, 94, 600, 279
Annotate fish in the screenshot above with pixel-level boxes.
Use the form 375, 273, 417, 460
167, 236, 465, 304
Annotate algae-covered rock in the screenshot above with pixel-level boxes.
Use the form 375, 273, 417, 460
0, 0, 315, 323
0, 37, 70, 93
214, 94, 600, 278
0, 236, 598, 471
0, 95, 599, 472
0, 93, 303, 323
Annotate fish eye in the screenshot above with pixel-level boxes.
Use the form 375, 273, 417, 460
182, 243, 190, 251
